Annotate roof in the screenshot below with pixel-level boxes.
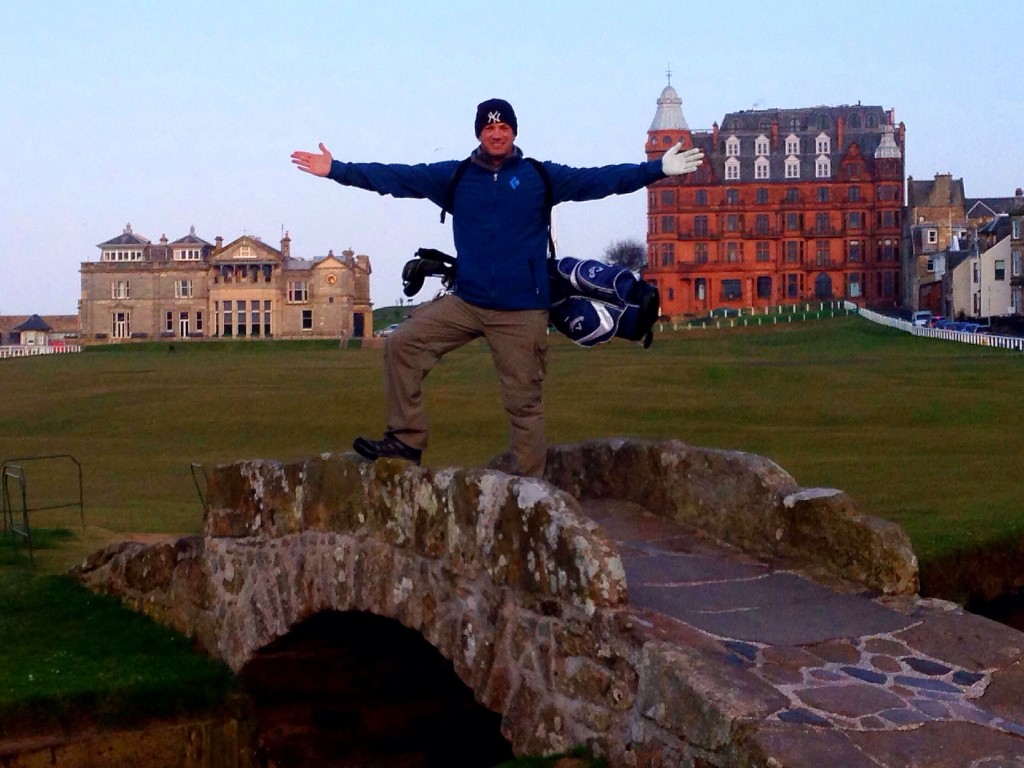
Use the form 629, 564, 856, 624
966, 198, 1017, 219
907, 176, 966, 209
171, 225, 213, 247
98, 223, 150, 248
649, 83, 689, 132
13, 314, 51, 332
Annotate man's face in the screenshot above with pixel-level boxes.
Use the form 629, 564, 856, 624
479, 122, 515, 159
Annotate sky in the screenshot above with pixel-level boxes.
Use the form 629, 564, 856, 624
2, 0, 1022, 316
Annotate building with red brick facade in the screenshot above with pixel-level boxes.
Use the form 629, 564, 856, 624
643, 82, 906, 318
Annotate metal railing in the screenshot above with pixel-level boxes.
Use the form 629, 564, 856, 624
1, 455, 84, 564
856, 306, 1024, 351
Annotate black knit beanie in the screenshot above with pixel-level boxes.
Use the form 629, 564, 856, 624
475, 98, 518, 137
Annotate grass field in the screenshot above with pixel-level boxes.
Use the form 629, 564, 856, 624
1, 316, 1022, 573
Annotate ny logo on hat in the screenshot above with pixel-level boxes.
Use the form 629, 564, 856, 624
487, 110, 503, 125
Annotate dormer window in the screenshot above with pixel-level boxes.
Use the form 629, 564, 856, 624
174, 248, 202, 261
755, 135, 770, 156
754, 156, 770, 180
785, 134, 800, 155
725, 157, 740, 180
815, 156, 832, 178
725, 135, 741, 157
816, 132, 831, 154
785, 156, 800, 179
103, 249, 143, 262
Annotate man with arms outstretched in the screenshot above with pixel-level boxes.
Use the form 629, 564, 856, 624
291, 98, 702, 477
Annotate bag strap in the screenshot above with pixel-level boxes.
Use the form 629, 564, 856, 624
441, 156, 556, 259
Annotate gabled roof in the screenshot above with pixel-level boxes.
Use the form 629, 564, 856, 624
966, 198, 1017, 219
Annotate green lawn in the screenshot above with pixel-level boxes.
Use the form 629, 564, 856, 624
1, 315, 1021, 756
1, 317, 1021, 572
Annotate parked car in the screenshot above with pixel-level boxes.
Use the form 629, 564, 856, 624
927, 315, 945, 328
376, 323, 401, 338
911, 310, 933, 327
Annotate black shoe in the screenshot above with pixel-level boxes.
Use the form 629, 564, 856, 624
352, 431, 422, 464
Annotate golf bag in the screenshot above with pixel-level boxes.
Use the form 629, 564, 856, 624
547, 257, 660, 348
401, 250, 660, 348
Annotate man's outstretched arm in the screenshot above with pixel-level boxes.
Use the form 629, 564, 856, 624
291, 143, 333, 177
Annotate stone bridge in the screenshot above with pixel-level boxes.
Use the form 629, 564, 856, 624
75, 439, 1024, 767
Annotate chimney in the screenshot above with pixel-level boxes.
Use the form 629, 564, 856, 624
770, 118, 779, 150
215, 236, 223, 250
712, 121, 719, 150
280, 230, 291, 259
836, 115, 844, 151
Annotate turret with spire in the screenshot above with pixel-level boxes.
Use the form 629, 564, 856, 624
647, 68, 694, 160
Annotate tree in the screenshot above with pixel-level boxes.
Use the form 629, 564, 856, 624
602, 239, 648, 272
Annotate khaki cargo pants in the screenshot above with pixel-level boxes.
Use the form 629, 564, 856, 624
383, 293, 549, 477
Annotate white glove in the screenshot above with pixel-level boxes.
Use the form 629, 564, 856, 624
662, 143, 704, 176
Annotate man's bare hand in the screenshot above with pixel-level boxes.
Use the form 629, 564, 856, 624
291, 143, 333, 177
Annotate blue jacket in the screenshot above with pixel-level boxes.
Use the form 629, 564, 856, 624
328, 148, 665, 310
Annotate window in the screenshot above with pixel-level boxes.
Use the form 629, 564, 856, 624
848, 211, 862, 229
660, 189, 675, 205
112, 311, 130, 338
754, 214, 770, 234
879, 210, 896, 229
221, 300, 232, 337
815, 213, 830, 233
756, 241, 771, 262
725, 157, 740, 180
250, 300, 261, 337
725, 242, 741, 263
817, 186, 830, 203
695, 278, 706, 301
174, 248, 201, 261
926, 229, 938, 245
756, 187, 769, 204
288, 281, 309, 303
756, 276, 772, 299
785, 187, 799, 203
660, 243, 675, 266
694, 216, 708, 237
179, 311, 190, 337
785, 241, 802, 263
848, 113, 862, 129
726, 214, 739, 232
1013, 219, 1022, 239
785, 212, 801, 231
661, 215, 676, 234
111, 280, 130, 299
848, 186, 861, 202
695, 189, 708, 206
785, 134, 800, 155
848, 240, 862, 262
721, 279, 742, 300
196, 311, 204, 333
926, 257, 935, 272
301, 309, 313, 330
847, 272, 862, 298
973, 262, 980, 284
995, 260, 1006, 281
754, 156, 770, 180
815, 156, 831, 178
103, 249, 143, 262
236, 300, 246, 337
816, 240, 831, 266
786, 273, 800, 298
815, 133, 831, 154
164, 311, 174, 333
785, 157, 800, 179
264, 300, 272, 337
755, 135, 770, 156
726, 188, 740, 204
174, 279, 192, 298
695, 243, 708, 264
1013, 250, 1022, 277
725, 135, 741, 156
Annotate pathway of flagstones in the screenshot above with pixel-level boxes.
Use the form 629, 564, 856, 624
582, 499, 1024, 767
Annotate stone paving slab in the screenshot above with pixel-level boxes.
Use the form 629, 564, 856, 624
579, 498, 1024, 766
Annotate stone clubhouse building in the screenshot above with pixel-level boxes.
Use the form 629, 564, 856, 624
79, 224, 372, 343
